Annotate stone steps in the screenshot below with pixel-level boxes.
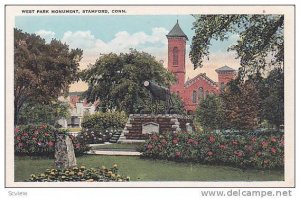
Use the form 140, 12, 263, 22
109, 131, 122, 143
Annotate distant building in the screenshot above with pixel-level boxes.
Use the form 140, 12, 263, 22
166, 20, 236, 113
57, 92, 97, 128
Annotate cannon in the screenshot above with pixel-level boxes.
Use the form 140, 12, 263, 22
143, 81, 174, 114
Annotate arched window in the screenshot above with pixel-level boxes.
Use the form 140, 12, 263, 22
192, 90, 197, 103
198, 87, 204, 99
173, 47, 178, 66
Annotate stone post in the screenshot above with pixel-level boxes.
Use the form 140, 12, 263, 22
54, 133, 77, 169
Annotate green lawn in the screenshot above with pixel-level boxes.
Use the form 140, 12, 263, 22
15, 155, 284, 182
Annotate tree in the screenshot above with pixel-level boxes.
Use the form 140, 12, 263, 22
190, 15, 284, 78
80, 49, 175, 114
261, 68, 284, 129
195, 94, 225, 132
222, 80, 261, 131
14, 29, 82, 125
18, 101, 70, 126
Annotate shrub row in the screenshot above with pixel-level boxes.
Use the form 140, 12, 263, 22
81, 111, 127, 130
14, 124, 90, 156
139, 131, 284, 169
26, 164, 130, 182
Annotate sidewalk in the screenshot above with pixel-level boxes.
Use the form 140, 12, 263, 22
87, 150, 141, 156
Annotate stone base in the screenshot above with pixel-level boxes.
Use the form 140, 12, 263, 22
118, 114, 193, 142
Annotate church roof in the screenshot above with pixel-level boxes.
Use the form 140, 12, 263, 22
215, 65, 236, 73
167, 20, 188, 40
184, 73, 218, 88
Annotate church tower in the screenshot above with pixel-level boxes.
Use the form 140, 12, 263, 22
166, 20, 188, 96
215, 65, 236, 92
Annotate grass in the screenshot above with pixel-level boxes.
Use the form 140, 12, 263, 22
91, 143, 142, 150
15, 155, 284, 182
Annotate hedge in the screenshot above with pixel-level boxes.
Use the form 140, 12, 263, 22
14, 124, 90, 156
81, 111, 127, 130
139, 131, 284, 169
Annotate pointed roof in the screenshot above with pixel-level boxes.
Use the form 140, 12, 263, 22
184, 73, 218, 88
215, 65, 236, 73
166, 20, 188, 40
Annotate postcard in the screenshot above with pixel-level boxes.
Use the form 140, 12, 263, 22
5, 5, 295, 188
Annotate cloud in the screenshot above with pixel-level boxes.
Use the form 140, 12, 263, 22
35, 30, 55, 43
61, 28, 169, 69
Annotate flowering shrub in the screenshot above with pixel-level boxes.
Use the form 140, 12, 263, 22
14, 124, 90, 156
80, 111, 127, 143
139, 131, 284, 169
76, 128, 113, 144
26, 164, 130, 182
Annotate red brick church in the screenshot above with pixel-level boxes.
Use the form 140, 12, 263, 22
166, 21, 236, 112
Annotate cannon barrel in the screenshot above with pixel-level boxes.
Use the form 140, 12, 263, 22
144, 81, 170, 100
143, 80, 174, 113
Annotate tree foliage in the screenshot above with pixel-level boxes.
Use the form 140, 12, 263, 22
190, 15, 284, 77
14, 29, 82, 125
222, 80, 261, 131
80, 49, 175, 114
196, 68, 283, 131
260, 68, 284, 129
195, 94, 225, 131
18, 101, 70, 126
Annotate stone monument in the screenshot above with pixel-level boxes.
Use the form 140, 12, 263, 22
118, 81, 194, 143
54, 133, 77, 169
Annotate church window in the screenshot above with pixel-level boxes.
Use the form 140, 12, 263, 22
198, 87, 204, 99
173, 47, 178, 66
192, 90, 197, 103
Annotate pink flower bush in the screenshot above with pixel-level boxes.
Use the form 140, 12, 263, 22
147, 144, 153, 150
175, 151, 181, 157
140, 131, 284, 169
271, 147, 277, 154
172, 138, 179, 145
14, 124, 90, 156
209, 136, 215, 143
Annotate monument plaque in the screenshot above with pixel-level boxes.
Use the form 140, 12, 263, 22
142, 122, 159, 134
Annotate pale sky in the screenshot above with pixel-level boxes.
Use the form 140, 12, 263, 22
15, 15, 241, 92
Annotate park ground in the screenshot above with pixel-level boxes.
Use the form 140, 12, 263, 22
15, 155, 284, 182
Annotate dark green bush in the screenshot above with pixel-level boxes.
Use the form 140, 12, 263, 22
81, 111, 127, 130
14, 124, 90, 156
26, 164, 130, 182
